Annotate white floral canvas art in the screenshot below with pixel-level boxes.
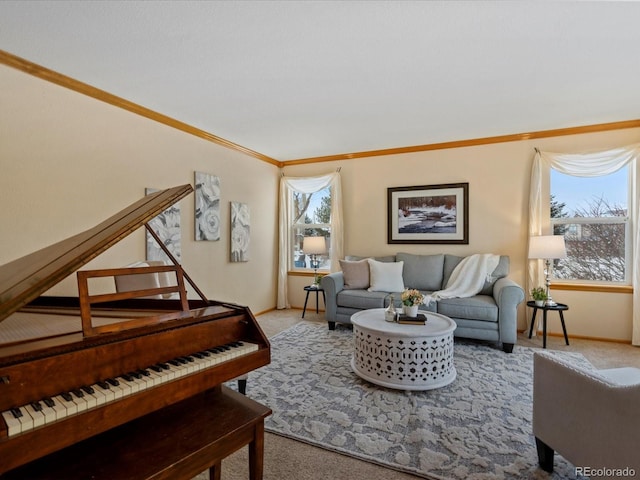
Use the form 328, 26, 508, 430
145, 187, 181, 262
230, 201, 250, 262
194, 172, 220, 241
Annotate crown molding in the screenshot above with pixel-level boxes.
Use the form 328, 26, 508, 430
284, 119, 640, 165
0, 49, 281, 167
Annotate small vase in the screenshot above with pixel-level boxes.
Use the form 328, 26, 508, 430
535, 300, 545, 307
403, 305, 419, 317
385, 296, 397, 322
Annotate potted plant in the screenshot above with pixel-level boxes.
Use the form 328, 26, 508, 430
531, 287, 547, 307
401, 288, 425, 317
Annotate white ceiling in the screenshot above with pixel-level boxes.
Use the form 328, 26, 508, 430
1, 1, 639, 162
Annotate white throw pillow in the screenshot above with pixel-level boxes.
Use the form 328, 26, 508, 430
367, 259, 405, 292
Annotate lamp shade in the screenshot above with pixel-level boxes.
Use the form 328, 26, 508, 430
528, 235, 567, 259
302, 236, 327, 255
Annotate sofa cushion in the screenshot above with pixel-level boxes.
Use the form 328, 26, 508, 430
339, 259, 370, 289
337, 289, 392, 310
443, 254, 509, 295
396, 253, 444, 291
367, 259, 405, 292
437, 295, 498, 322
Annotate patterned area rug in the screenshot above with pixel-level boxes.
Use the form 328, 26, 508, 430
246, 321, 588, 480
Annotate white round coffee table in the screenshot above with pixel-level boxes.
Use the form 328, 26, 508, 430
350, 308, 456, 390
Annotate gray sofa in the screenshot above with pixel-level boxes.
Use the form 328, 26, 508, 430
321, 253, 525, 353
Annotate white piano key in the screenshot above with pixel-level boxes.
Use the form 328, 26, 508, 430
69, 390, 88, 413
116, 377, 134, 396
146, 368, 164, 386
86, 388, 104, 407
106, 379, 127, 399
96, 382, 116, 403
80, 388, 98, 409
127, 374, 149, 392
2, 410, 23, 436
53, 394, 77, 416
16, 406, 34, 432
40, 403, 58, 424
24, 403, 45, 428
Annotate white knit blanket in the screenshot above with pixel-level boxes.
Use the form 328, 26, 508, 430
425, 253, 500, 304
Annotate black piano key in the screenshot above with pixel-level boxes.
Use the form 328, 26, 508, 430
158, 363, 170, 370
149, 365, 163, 373
10, 407, 23, 418
106, 378, 120, 387
30, 401, 43, 412
82, 385, 95, 394
121, 373, 134, 382
130, 371, 142, 379
168, 359, 180, 367
43, 397, 55, 408
61, 392, 73, 402
137, 369, 151, 377
71, 389, 85, 398
97, 381, 111, 390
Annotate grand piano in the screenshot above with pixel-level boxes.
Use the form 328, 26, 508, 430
0, 184, 271, 477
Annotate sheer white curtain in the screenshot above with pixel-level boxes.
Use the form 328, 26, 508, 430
528, 143, 640, 344
277, 171, 343, 309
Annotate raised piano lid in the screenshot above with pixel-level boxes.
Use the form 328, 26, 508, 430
0, 184, 193, 323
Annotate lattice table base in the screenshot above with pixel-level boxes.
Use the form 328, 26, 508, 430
350, 309, 456, 390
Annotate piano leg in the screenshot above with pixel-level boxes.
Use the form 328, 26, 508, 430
209, 461, 222, 480
237, 378, 247, 395
249, 422, 265, 480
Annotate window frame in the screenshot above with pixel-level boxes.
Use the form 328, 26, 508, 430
289, 188, 332, 272
550, 167, 632, 285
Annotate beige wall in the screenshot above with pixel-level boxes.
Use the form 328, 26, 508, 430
0, 65, 279, 314
284, 128, 640, 342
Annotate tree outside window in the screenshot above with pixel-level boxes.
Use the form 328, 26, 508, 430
550, 167, 630, 283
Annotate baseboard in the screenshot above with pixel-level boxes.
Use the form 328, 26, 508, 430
519, 328, 632, 345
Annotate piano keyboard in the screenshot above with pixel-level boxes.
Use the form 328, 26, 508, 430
1, 341, 258, 437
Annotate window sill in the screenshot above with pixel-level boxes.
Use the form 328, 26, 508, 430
288, 270, 329, 278
551, 283, 633, 294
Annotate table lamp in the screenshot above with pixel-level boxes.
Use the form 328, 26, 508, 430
302, 236, 326, 288
528, 235, 567, 306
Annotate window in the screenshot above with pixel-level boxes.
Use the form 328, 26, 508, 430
291, 186, 331, 270
550, 166, 630, 283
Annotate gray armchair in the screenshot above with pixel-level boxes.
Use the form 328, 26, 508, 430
533, 351, 640, 475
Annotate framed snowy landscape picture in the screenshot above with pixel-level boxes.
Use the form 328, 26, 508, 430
387, 183, 469, 244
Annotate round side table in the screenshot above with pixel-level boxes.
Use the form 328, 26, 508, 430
302, 286, 325, 318
527, 301, 569, 349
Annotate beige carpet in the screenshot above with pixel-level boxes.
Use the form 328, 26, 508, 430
200, 309, 640, 480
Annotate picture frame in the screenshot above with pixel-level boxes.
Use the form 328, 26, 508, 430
387, 183, 469, 244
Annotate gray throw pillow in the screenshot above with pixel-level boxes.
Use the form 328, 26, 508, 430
339, 259, 370, 289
